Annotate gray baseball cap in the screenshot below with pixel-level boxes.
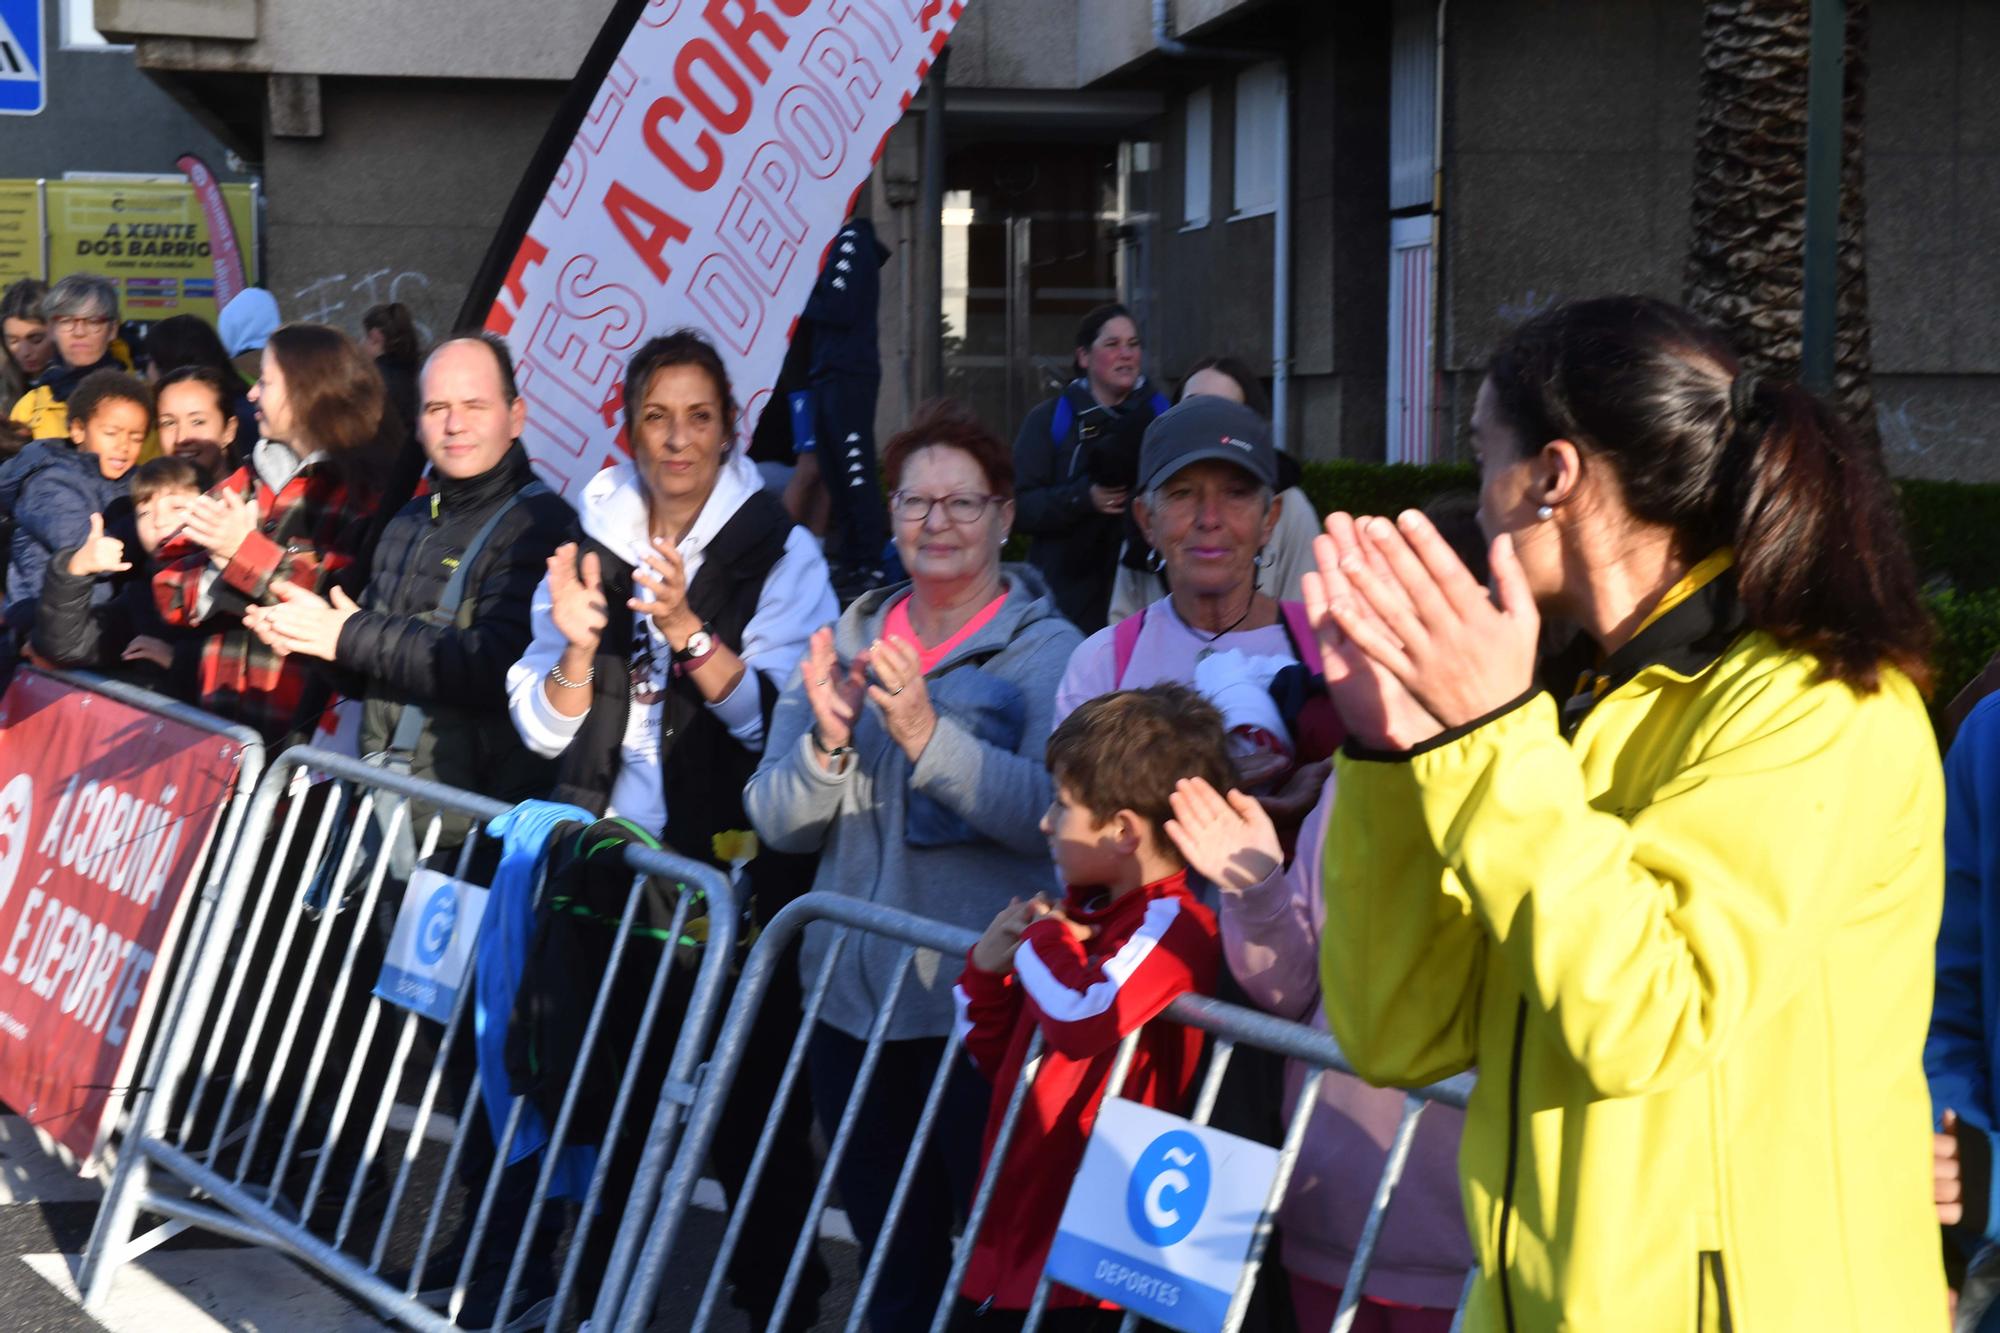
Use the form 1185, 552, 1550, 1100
1138, 395, 1278, 493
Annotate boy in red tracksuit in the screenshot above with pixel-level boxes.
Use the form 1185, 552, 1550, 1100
951, 683, 1240, 1331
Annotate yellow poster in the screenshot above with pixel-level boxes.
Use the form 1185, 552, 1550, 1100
41, 180, 258, 324
0, 183, 42, 287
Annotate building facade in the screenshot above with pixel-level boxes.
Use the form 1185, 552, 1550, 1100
89, 0, 2000, 478
1, 0, 241, 182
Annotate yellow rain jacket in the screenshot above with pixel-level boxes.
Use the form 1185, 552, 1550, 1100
9, 340, 158, 459
1321, 553, 1947, 1331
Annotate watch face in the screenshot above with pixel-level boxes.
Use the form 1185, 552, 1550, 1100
685, 630, 713, 658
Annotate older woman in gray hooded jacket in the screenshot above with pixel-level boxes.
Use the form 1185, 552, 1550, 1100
746, 397, 1080, 1333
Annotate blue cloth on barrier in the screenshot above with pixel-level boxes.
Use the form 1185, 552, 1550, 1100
478, 799, 598, 1198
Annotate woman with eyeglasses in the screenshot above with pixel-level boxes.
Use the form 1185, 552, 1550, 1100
9, 274, 136, 443
747, 397, 1082, 1333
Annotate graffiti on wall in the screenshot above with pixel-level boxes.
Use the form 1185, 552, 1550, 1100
289, 268, 438, 342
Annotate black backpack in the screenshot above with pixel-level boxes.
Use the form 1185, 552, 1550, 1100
504, 816, 716, 1147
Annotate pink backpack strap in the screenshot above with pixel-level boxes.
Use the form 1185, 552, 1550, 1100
1279, 600, 1316, 666
1110, 607, 1147, 687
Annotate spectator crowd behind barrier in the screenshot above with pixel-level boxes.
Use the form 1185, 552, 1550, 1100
4, 284, 1961, 1332
29, 708, 1477, 1333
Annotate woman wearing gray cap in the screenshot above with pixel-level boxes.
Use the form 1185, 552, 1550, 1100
1057, 397, 1469, 1333
1054, 396, 1325, 747
1107, 355, 1323, 622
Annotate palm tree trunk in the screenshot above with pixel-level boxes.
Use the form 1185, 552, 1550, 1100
1684, 0, 1874, 440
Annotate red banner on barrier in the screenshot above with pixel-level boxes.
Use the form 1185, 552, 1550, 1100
0, 670, 243, 1166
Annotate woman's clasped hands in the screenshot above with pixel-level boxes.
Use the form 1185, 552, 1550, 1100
1302, 509, 1541, 751
803, 627, 939, 766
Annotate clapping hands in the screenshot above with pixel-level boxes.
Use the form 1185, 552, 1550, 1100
804, 627, 868, 759
1303, 510, 1539, 749
182, 488, 258, 568
547, 543, 609, 653
803, 629, 940, 764
244, 580, 360, 661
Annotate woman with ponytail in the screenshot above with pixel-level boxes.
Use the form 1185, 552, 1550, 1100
1308, 295, 1945, 1330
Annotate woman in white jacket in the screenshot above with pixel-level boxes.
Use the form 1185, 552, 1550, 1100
505, 328, 838, 1329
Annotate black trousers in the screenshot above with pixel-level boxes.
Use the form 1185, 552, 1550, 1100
582, 933, 830, 1329
806, 1023, 991, 1333
814, 369, 886, 582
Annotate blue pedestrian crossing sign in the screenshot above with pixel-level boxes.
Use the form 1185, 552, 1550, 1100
0, 0, 46, 118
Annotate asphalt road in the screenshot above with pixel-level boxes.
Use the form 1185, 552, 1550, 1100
0, 1108, 872, 1332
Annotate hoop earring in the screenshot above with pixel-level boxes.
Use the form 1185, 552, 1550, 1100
1536, 504, 1554, 522
1145, 548, 1166, 574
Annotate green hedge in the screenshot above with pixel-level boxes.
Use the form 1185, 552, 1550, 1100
1927, 588, 2000, 713
1297, 460, 1479, 524
1296, 461, 2000, 711
1896, 479, 2000, 596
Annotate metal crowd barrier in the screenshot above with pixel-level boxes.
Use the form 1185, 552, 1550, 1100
77, 745, 738, 1333
622, 889, 1479, 1333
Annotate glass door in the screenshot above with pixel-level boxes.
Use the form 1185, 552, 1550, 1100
940, 140, 1154, 440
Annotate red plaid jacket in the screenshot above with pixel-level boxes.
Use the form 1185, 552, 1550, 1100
154, 456, 379, 743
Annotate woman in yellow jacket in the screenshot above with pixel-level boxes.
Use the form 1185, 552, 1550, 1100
11, 276, 159, 464
1307, 295, 1946, 1331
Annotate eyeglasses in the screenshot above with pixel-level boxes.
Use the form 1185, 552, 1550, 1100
890, 491, 1001, 524
52, 316, 112, 333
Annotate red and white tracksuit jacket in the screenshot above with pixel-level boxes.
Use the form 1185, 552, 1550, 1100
951, 870, 1219, 1312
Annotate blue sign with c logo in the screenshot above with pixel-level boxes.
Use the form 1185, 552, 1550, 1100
415, 885, 458, 965
1126, 1129, 1210, 1247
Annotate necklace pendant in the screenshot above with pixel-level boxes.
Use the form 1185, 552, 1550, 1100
1196, 645, 1215, 664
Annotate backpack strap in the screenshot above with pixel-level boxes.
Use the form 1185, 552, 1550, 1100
435, 481, 548, 625
1278, 599, 1316, 667
384, 480, 548, 759
1110, 606, 1147, 687
1276, 598, 1347, 759
1050, 395, 1075, 442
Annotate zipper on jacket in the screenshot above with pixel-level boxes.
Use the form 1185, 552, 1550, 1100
1497, 999, 1527, 1333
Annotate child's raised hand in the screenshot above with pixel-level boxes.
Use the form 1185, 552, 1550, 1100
66, 513, 131, 577
971, 896, 1051, 975
1164, 776, 1281, 894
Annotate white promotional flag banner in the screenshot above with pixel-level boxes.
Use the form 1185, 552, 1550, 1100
471, 0, 968, 498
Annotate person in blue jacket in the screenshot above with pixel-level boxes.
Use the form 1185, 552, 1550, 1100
1011, 302, 1171, 632
1930, 692, 2000, 1329
0, 368, 150, 647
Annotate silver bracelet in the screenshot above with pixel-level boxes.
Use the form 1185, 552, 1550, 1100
549, 660, 595, 690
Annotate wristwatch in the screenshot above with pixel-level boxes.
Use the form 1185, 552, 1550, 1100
671, 621, 718, 671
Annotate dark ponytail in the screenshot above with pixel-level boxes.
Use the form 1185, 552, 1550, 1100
1487, 295, 1930, 695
